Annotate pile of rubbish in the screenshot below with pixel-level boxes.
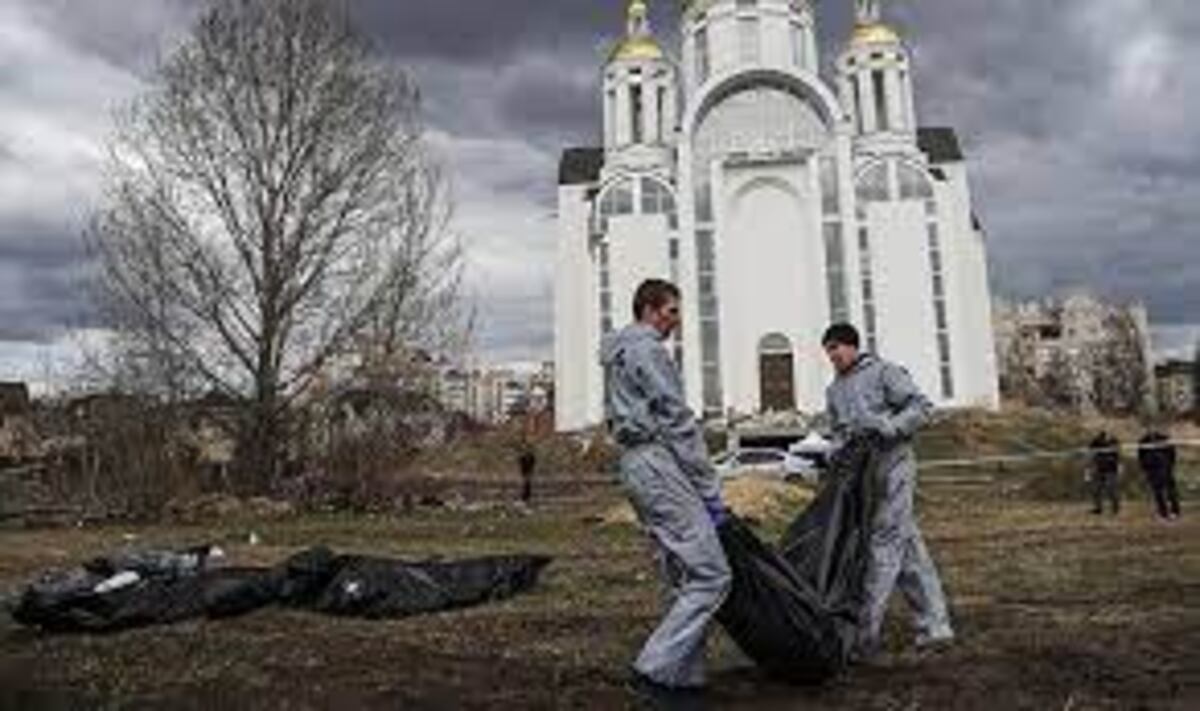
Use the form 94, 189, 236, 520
10, 545, 551, 633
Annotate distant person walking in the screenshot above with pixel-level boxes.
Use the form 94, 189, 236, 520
1138, 428, 1181, 520
518, 446, 537, 505
1088, 431, 1122, 516
821, 323, 954, 660
601, 279, 731, 700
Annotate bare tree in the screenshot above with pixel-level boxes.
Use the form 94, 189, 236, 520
88, 0, 462, 492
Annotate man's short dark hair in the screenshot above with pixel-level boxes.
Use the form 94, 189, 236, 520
632, 279, 681, 320
822, 323, 860, 348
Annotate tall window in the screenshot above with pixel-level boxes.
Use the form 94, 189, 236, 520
695, 27, 710, 84
820, 157, 848, 323
855, 161, 891, 352
739, 17, 761, 64
897, 162, 953, 398
790, 22, 807, 69
858, 227, 878, 352
696, 229, 722, 413
597, 242, 612, 334
605, 89, 616, 146
630, 85, 644, 144
656, 86, 666, 142
872, 69, 889, 131
850, 74, 864, 134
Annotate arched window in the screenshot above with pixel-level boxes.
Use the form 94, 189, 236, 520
855, 162, 889, 203
641, 177, 678, 229
593, 178, 634, 234
897, 163, 934, 201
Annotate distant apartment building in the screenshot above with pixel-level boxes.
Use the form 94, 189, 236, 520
993, 293, 1156, 414
434, 362, 555, 425
1155, 360, 1196, 416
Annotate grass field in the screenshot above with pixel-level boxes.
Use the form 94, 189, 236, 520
1, 469, 1197, 710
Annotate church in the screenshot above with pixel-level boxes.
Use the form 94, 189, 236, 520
555, 0, 999, 432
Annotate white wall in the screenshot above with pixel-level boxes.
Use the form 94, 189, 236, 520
554, 185, 596, 431
867, 198, 941, 399
717, 160, 829, 415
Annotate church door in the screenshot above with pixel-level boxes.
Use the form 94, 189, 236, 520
758, 333, 796, 412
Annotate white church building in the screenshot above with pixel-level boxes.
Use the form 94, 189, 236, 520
555, 0, 999, 431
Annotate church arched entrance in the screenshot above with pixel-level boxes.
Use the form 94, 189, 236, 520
758, 333, 796, 412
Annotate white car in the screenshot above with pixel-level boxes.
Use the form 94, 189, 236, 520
713, 447, 814, 482
788, 432, 834, 482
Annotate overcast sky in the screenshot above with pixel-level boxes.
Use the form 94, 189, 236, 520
0, 0, 1197, 386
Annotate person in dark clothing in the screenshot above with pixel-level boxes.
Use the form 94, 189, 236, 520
518, 447, 537, 505
1138, 429, 1181, 520
1088, 431, 1122, 515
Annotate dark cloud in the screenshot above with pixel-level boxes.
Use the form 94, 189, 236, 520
1, 0, 1196, 365
0, 220, 96, 342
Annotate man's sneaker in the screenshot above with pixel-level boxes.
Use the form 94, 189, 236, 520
848, 639, 886, 668
915, 629, 955, 651
625, 671, 706, 710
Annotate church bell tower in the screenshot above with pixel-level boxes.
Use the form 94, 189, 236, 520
603, 1, 677, 173
836, 0, 918, 154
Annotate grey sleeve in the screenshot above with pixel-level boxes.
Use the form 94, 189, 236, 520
881, 363, 932, 438
634, 341, 721, 499
825, 389, 850, 451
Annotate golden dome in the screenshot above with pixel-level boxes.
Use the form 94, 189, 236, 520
610, 35, 666, 62
851, 21, 902, 46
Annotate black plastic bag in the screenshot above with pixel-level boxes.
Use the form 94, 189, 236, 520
12, 546, 552, 633
301, 552, 553, 618
716, 438, 879, 683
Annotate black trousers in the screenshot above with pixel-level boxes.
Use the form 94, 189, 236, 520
1146, 470, 1182, 518
1091, 471, 1120, 514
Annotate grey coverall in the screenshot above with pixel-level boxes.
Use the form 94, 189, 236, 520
601, 323, 731, 688
826, 354, 953, 655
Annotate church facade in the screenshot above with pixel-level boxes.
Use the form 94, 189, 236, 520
555, 0, 999, 431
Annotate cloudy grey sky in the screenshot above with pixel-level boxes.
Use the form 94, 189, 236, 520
0, 0, 1197, 385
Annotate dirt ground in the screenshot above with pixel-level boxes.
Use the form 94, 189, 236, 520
1, 479, 1197, 710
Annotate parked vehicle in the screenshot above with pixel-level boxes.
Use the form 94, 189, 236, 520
788, 432, 834, 481
714, 447, 814, 482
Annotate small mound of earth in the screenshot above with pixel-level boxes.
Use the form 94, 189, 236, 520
601, 476, 815, 526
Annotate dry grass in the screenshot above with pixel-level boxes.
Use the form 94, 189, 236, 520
1, 477, 1197, 710
600, 476, 816, 526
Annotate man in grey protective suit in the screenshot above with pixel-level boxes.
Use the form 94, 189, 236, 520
822, 323, 954, 660
601, 279, 732, 698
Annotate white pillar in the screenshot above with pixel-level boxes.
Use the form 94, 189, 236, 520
644, 77, 659, 145
615, 80, 630, 146
857, 67, 877, 134
902, 69, 917, 134
885, 67, 903, 132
